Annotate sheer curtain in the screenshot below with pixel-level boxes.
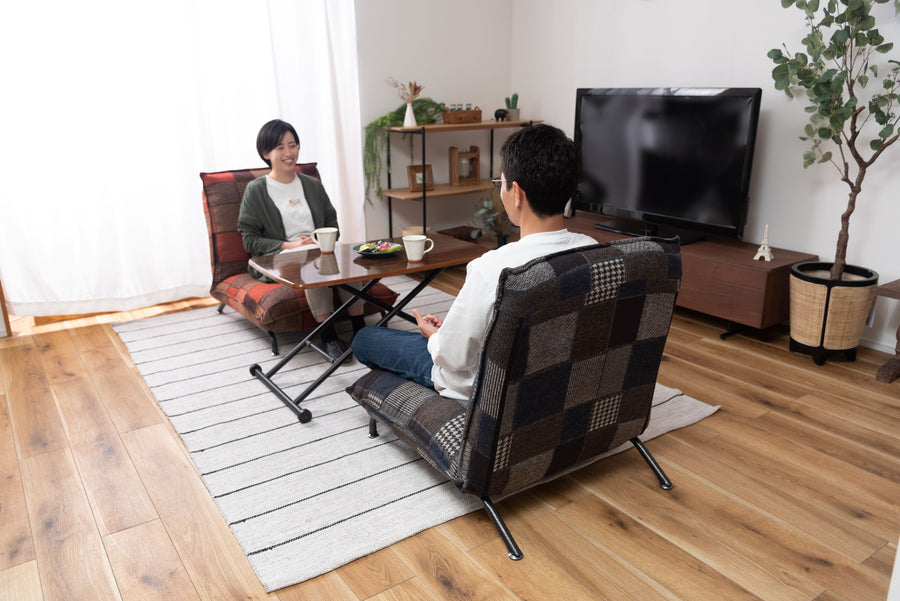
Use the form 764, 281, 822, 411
0, 0, 364, 317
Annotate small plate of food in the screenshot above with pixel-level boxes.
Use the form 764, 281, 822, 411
353, 240, 403, 256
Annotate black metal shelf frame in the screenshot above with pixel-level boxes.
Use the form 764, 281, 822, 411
384, 122, 534, 237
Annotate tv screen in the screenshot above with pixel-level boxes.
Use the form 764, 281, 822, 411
573, 87, 762, 241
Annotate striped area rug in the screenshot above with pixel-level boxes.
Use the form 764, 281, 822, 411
112, 275, 718, 592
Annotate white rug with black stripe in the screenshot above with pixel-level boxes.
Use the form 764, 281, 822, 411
112, 275, 718, 592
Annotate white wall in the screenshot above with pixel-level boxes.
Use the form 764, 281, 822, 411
356, 0, 900, 352
509, 0, 900, 352
355, 0, 514, 238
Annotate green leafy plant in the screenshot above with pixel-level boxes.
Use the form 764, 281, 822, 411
767, 0, 900, 280
363, 98, 445, 201
505, 93, 518, 110
472, 188, 512, 240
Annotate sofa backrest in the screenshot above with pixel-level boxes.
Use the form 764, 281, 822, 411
459, 236, 682, 497
200, 163, 321, 289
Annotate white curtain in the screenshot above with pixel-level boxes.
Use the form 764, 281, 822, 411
0, 0, 365, 317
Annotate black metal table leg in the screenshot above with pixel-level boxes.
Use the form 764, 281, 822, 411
344, 268, 444, 329
250, 279, 378, 421
250, 269, 446, 422
249, 363, 313, 423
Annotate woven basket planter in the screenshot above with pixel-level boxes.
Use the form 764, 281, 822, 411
789, 262, 878, 365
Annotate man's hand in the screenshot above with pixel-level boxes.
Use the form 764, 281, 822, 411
413, 309, 442, 339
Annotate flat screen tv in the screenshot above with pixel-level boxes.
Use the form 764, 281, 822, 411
573, 87, 762, 242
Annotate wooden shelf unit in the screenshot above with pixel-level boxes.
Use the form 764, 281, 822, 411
389, 119, 537, 135
384, 119, 538, 236
381, 180, 492, 201
567, 212, 819, 332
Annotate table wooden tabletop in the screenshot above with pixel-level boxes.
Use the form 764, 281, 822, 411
249, 233, 486, 289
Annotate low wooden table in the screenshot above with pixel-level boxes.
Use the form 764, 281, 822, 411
248, 233, 485, 421
874, 279, 900, 383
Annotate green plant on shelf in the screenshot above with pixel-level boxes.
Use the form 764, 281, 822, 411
473, 187, 513, 241
363, 98, 445, 202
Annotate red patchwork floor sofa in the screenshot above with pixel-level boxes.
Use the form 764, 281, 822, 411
201, 163, 398, 354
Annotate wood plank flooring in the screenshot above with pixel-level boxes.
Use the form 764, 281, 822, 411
1, 277, 898, 601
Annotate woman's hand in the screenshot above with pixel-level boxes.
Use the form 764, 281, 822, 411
281, 236, 314, 250
413, 309, 442, 339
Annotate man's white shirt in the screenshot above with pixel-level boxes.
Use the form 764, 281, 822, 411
428, 229, 597, 400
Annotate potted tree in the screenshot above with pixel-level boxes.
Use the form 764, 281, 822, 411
768, 0, 900, 364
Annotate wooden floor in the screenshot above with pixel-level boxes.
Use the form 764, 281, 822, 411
1, 271, 898, 601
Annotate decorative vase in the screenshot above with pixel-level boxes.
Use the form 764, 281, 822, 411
788, 261, 878, 365
403, 102, 416, 127
506, 108, 520, 121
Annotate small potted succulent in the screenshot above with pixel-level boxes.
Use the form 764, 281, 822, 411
767, 0, 899, 364
505, 93, 520, 121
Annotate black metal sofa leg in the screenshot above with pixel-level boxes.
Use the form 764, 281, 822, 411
267, 331, 279, 355
631, 437, 674, 490
481, 497, 523, 561
217, 303, 280, 355
365, 417, 522, 559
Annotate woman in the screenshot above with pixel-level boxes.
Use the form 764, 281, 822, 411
237, 119, 363, 359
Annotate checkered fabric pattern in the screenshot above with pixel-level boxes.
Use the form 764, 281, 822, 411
200, 165, 398, 334
347, 236, 682, 498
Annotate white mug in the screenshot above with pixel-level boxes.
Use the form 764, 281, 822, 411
403, 235, 434, 262
312, 227, 338, 254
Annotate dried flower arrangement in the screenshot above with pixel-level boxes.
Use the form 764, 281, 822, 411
387, 77, 424, 103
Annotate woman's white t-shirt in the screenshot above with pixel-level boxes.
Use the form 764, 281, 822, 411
265, 174, 315, 241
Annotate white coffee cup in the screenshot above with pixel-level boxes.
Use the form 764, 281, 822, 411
313, 227, 338, 254
403, 235, 434, 262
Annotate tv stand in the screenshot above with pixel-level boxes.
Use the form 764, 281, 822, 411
573, 212, 818, 331
593, 219, 707, 245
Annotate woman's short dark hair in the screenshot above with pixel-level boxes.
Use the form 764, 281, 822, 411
256, 119, 299, 167
499, 123, 580, 218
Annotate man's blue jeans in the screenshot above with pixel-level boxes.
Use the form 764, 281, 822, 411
351, 326, 435, 389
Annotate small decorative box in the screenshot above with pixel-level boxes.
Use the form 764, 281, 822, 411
443, 107, 482, 124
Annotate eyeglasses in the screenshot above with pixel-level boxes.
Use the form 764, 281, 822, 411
492, 177, 506, 193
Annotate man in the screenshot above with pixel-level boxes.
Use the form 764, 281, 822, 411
352, 123, 597, 400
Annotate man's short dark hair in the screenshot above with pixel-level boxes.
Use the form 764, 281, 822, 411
499, 123, 580, 218
256, 119, 299, 167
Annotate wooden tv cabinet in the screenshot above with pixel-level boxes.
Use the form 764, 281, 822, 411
567, 212, 818, 331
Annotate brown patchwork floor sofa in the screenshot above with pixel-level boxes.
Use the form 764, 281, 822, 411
347, 237, 683, 560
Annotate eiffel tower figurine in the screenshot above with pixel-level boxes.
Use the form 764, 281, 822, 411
754, 224, 774, 262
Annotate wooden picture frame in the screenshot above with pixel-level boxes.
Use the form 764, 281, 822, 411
407, 164, 435, 192
449, 146, 481, 187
